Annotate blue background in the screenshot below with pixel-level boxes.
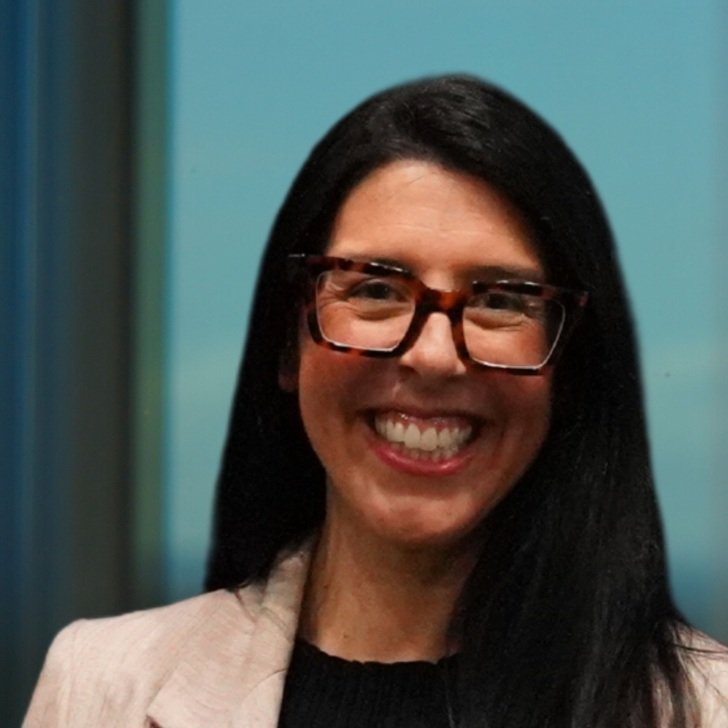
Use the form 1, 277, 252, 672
164, 1, 728, 637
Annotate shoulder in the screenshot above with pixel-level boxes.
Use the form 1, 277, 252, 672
56, 587, 257, 673
22, 588, 259, 727
22, 543, 313, 727
679, 629, 728, 727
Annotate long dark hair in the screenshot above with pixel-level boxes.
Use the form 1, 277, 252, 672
206, 75, 697, 727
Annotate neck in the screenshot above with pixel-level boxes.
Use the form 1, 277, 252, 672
299, 509, 479, 663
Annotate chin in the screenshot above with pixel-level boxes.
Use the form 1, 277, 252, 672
366, 505, 489, 554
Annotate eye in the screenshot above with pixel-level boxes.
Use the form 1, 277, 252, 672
470, 291, 528, 313
347, 278, 409, 302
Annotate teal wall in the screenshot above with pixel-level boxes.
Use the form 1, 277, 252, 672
165, 2, 728, 638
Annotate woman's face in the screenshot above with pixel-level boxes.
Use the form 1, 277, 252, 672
291, 160, 552, 550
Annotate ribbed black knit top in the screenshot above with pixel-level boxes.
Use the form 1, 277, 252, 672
277, 639, 459, 728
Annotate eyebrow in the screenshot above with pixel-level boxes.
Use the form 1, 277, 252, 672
364, 257, 545, 283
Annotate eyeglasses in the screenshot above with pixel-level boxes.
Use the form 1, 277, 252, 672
287, 254, 588, 375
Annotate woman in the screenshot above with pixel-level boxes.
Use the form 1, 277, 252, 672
25, 75, 727, 727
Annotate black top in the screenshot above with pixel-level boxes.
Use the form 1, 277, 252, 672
277, 639, 459, 728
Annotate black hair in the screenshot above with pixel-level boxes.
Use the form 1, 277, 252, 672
206, 75, 699, 727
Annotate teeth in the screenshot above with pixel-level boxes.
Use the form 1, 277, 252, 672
438, 428, 454, 449
373, 413, 475, 459
404, 423, 420, 449
420, 427, 438, 451
385, 419, 405, 442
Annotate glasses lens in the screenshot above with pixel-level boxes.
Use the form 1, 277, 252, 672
315, 269, 414, 350
463, 290, 565, 367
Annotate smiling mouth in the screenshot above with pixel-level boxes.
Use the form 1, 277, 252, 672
372, 411, 477, 461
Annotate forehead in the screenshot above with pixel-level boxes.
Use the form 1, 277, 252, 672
327, 160, 543, 281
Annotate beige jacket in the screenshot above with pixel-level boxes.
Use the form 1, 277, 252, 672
23, 545, 312, 728
23, 542, 728, 727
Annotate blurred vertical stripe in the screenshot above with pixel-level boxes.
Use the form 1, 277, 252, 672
0, 1, 168, 723
129, 0, 168, 613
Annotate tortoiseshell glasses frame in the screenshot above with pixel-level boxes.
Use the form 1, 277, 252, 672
287, 254, 589, 375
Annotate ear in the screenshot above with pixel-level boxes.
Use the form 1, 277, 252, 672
278, 338, 299, 392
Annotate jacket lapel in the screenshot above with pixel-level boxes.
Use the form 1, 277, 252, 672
146, 543, 312, 727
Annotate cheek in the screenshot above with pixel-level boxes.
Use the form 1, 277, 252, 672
296, 340, 363, 439
521, 379, 552, 431
492, 373, 552, 460
519, 392, 551, 483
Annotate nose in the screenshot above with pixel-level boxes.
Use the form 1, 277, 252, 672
398, 311, 467, 379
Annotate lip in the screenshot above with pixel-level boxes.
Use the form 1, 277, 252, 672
364, 407, 482, 476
